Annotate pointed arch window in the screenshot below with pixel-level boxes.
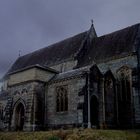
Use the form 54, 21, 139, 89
104, 75, 114, 123
56, 86, 68, 112
0, 104, 3, 120
117, 66, 131, 102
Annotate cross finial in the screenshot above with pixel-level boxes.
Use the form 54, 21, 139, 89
19, 50, 21, 57
91, 19, 93, 25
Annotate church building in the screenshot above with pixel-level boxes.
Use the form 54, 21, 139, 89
0, 23, 140, 131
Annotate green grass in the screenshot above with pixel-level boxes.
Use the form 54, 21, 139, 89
0, 129, 140, 140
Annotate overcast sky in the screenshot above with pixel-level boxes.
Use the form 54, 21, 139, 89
0, 0, 140, 79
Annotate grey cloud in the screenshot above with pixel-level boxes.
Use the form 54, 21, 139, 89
0, 0, 140, 79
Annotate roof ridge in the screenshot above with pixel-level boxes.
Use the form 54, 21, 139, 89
98, 23, 140, 38
5, 30, 88, 76
18, 31, 87, 59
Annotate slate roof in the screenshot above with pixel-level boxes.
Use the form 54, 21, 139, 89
4, 23, 140, 78
7, 31, 87, 74
49, 66, 89, 83
8, 64, 59, 75
77, 23, 140, 68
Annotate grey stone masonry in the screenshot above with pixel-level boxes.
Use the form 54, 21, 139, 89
45, 76, 86, 128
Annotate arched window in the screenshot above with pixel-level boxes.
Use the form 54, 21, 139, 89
117, 66, 131, 102
119, 73, 131, 101
0, 104, 3, 120
117, 66, 132, 126
56, 86, 68, 112
104, 75, 114, 124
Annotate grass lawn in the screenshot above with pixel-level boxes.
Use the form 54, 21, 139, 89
0, 129, 140, 140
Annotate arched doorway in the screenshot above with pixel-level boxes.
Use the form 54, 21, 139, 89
90, 95, 99, 127
15, 103, 25, 131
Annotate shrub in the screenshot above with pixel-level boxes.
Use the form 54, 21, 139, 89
48, 136, 61, 140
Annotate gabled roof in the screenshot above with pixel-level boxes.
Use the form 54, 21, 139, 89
77, 23, 140, 67
7, 31, 88, 75
3, 23, 140, 81
104, 69, 116, 80
8, 64, 59, 75
49, 66, 89, 83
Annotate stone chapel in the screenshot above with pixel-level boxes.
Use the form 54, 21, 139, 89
0, 23, 140, 131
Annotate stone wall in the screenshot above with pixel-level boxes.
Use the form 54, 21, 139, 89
0, 98, 8, 130
50, 59, 77, 72
98, 55, 137, 74
9, 81, 45, 131
8, 68, 36, 86
0, 80, 46, 131
1, 53, 140, 131
45, 76, 86, 128
134, 25, 140, 126
8, 67, 56, 86
98, 54, 140, 127
9, 82, 37, 131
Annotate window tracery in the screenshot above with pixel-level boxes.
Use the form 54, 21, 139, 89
104, 76, 114, 123
56, 86, 68, 112
21, 88, 28, 94
13, 90, 20, 96
117, 66, 132, 101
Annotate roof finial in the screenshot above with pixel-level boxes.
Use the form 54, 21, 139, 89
91, 19, 93, 26
19, 50, 21, 57
88, 19, 97, 37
